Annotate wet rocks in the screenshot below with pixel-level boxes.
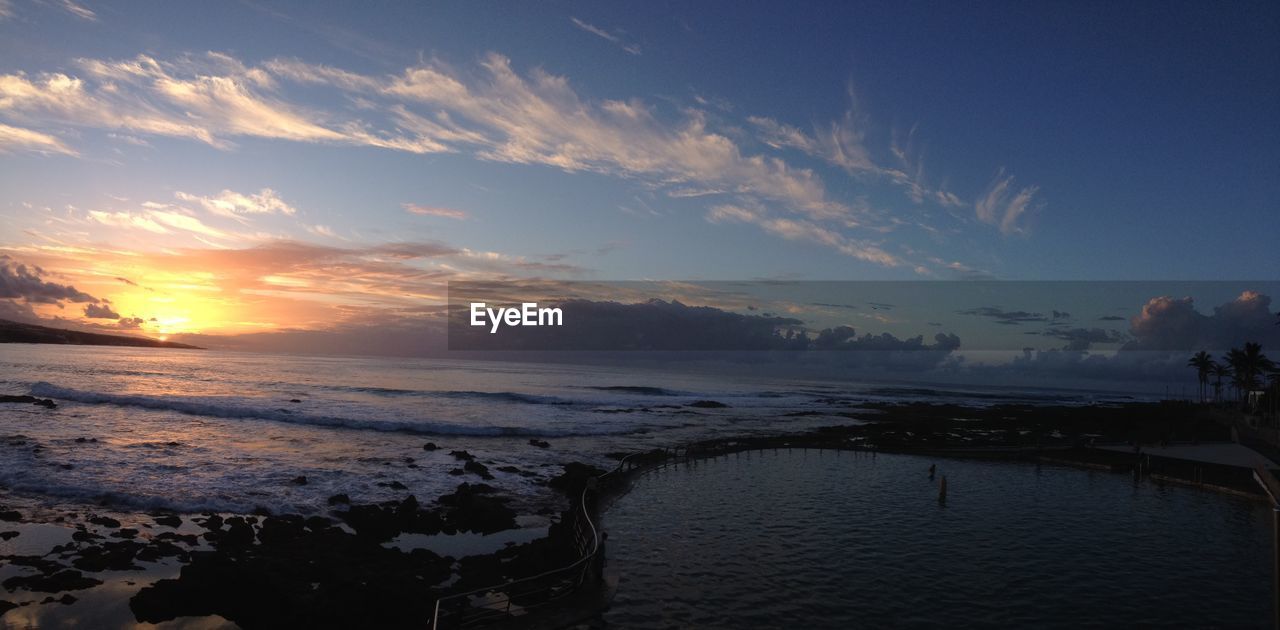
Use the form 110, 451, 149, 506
463, 460, 494, 480
435, 483, 516, 534
687, 399, 729, 408
0, 531, 17, 541
153, 515, 182, 528
0, 395, 56, 409
289, 476, 308, 486
72, 541, 146, 572
88, 515, 121, 528
422, 442, 438, 451
528, 438, 550, 448
326, 493, 350, 506
0, 511, 20, 522
547, 462, 607, 495
376, 481, 407, 490
129, 519, 452, 628
3, 569, 101, 593
449, 450, 474, 461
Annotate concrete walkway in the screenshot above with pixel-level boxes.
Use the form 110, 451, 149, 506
1097, 442, 1276, 469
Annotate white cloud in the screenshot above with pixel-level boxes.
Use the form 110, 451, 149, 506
403, 203, 468, 220
176, 188, 298, 218
570, 17, 641, 55
0, 50, 1041, 268
0, 54, 426, 151
0, 122, 77, 155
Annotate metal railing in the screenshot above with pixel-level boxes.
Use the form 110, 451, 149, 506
430, 452, 642, 629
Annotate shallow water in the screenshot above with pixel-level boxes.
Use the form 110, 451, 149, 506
603, 450, 1271, 628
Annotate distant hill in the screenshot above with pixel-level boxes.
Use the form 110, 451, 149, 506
0, 319, 203, 349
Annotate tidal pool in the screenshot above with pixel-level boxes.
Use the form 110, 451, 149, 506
603, 449, 1270, 628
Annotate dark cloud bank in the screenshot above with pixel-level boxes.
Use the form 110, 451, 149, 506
172, 291, 1279, 392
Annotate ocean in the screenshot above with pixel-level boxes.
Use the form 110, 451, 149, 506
0, 344, 1143, 518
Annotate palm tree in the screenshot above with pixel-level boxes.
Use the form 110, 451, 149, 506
1187, 350, 1214, 403
1211, 361, 1230, 404
1225, 342, 1275, 405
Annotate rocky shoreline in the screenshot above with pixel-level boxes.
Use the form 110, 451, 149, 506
0, 398, 1252, 628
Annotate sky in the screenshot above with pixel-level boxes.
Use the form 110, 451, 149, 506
0, 0, 1277, 343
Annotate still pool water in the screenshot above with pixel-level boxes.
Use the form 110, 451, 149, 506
602, 449, 1271, 628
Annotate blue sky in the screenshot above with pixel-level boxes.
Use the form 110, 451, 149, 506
0, 0, 1276, 337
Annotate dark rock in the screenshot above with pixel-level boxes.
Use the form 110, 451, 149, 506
289, 399, 301, 403
449, 450, 474, 461
221, 518, 255, 547
71, 529, 101, 542
687, 400, 729, 408
3, 569, 102, 593
0, 510, 21, 522
72, 541, 146, 571
0, 601, 16, 615
422, 442, 438, 451
197, 515, 223, 531
88, 515, 121, 528
376, 481, 408, 490
304, 516, 333, 531
528, 439, 550, 448
290, 476, 308, 486
153, 515, 182, 528
0, 531, 16, 541
1, 395, 57, 409
496, 465, 520, 474
257, 515, 306, 546
326, 494, 350, 506
463, 460, 494, 480
547, 462, 607, 495
251, 506, 272, 517
129, 523, 451, 628
111, 528, 140, 539
435, 484, 516, 535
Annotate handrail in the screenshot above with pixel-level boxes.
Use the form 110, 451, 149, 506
430, 451, 643, 629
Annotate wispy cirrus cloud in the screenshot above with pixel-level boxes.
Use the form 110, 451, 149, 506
0, 122, 77, 155
569, 17, 641, 55
746, 87, 967, 211
402, 203, 468, 220
0, 50, 1034, 271
56, 0, 95, 21
976, 168, 1040, 235
707, 203, 901, 267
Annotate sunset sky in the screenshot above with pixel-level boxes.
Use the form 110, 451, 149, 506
1, 1, 1277, 340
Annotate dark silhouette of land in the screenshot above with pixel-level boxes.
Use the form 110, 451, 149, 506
0, 319, 202, 349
